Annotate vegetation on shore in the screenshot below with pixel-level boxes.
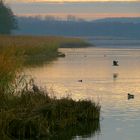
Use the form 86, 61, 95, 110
0, 89, 100, 139
0, 35, 91, 66
0, 35, 100, 139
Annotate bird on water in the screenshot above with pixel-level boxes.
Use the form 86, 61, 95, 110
113, 60, 119, 66
30, 79, 40, 93
32, 84, 39, 93
128, 93, 134, 100
78, 80, 82, 82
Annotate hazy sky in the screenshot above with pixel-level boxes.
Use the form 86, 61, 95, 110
5, 0, 140, 20
5, 0, 140, 2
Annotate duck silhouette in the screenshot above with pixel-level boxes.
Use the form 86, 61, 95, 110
113, 60, 119, 66
33, 84, 39, 93
30, 79, 40, 93
128, 93, 134, 100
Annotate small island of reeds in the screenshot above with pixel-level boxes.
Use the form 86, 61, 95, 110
0, 35, 100, 139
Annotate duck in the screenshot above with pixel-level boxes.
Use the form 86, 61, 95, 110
30, 78, 40, 93
33, 84, 40, 93
113, 60, 119, 66
58, 52, 66, 57
128, 93, 134, 99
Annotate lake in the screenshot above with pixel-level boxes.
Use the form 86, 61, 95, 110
25, 39, 140, 140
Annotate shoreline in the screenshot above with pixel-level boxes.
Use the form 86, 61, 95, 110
0, 35, 100, 139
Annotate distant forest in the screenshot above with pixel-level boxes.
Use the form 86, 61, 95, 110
0, 1, 17, 34
14, 16, 140, 39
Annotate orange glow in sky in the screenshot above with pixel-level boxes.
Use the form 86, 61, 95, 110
6, 0, 140, 20
17, 13, 140, 20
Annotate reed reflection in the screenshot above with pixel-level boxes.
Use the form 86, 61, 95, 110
47, 121, 100, 140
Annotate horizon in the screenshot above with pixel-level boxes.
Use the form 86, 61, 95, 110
5, 1, 140, 20
5, 0, 140, 2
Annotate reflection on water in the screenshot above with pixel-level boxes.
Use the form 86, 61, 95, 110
47, 121, 100, 140
25, 47, 140, 140
30, 121, 100, 140
113, 73, 118, 81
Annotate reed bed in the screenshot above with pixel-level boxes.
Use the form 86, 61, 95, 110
0, 89, 100, 139
0, 35, 90, 66
0, 35, 99, 139
0, 49, 21, 93
0, 35, 90, 52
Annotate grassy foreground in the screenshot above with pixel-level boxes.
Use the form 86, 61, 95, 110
0, 35, 100, 139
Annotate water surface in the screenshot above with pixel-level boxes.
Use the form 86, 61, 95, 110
25, 44, 140, 140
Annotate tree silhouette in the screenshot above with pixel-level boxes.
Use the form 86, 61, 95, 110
0, 0, 17, 34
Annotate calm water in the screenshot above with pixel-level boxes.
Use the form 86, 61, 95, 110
25, 43, 140, 140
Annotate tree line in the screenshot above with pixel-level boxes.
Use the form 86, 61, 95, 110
0, 0, 17, 34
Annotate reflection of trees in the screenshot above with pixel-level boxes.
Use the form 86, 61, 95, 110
0, 0, 17, 34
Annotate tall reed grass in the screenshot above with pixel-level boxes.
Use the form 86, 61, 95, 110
0, 49, 21, 93
0, 35, 99, 139
0, 35, 90, 66
0, 89, 100, 139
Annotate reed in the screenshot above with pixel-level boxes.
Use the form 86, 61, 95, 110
0, 35, 91, 66
0, 35, 99, 139
0, 89, 100, 139
0, 49, 21, 93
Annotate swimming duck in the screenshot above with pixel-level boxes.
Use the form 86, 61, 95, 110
33, 84, 40, 93
113, 60, 119, 66
30, 78, 40, 93
128, 93, 134, 99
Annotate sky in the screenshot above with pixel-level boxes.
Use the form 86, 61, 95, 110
5, 0, 140, 20
5, 0, 140, 2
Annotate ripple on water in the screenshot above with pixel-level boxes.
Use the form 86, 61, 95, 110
25, 47, 140, 140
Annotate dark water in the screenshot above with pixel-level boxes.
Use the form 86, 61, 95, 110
25, 40, 140, 140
